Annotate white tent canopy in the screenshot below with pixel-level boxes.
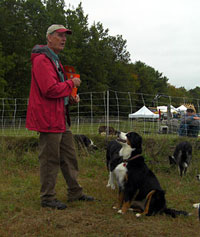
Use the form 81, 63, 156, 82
176, 105, 187, 112
129, 106, 159, 119
157, 105, 178, 113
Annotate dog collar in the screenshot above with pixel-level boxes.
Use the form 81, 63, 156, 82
123, 162, 127, 167
122, 154, 142, 166
127, 154, 142, 162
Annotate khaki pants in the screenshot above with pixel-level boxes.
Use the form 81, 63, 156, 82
38, 126, 83, 201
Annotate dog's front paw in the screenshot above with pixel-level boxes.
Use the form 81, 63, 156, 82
136, 213, 141, 218
118, 209, 124, 214
110, 184, 115, 190
113, 206, 118, 210
106, 183, 111, 188
193, 203, 200, 209
106, 183, 115, 189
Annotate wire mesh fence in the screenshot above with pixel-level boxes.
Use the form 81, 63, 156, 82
0, 90, 199, 136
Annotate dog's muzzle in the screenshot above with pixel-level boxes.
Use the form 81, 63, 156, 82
116, 138, 126, 143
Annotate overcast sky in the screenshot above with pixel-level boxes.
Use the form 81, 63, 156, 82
67, 0, 200, 90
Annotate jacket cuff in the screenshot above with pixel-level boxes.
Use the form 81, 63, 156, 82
66, 79, 74, 88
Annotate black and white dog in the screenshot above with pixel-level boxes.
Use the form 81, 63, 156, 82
73, 134, 98, 150
193, 174, 200, 210
169, 141, 192, 177
106, 131, 189, 217
99, 126, 117, 136
106, 131, 134, 190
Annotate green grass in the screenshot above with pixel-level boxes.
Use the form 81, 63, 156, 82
0, 120, 165, 137
0, 135, 200, 236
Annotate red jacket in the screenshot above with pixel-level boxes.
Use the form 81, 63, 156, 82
26, 45, 74, 132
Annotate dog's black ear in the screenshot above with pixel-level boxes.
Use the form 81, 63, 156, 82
126, 132, 142, 149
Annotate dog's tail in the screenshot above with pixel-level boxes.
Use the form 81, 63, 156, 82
163, 208, 189, 218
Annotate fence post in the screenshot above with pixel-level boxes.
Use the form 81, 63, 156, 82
13, 98, 17, 131
141, 93, 145, 133
103, 91, 106, 127
106, 90, 109, 137
128, 92, 132, 130
115, 91, 120, 131
1, 98, 4, 133
77, 99, 80, 134
90, 92, 93, 133
167, 96, 172, 133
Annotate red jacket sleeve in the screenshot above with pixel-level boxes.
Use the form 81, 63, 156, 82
32, 54, 74, 98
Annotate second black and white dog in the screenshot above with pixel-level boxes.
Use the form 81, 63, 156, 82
106, 131, 189, 217
168, 141, 192, 177
73, 134, 98, 150
193, 174, 200, 209
106, 131, 133, 190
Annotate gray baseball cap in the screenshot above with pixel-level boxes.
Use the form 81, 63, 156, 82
46, 24, 72, 37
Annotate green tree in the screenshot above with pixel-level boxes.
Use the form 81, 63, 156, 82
0, 0, 68, 98
62, 3, 90, 68
188, 87, 200, 110
107, 35, 130, 63
130, 61, 168, 95
0, 43, 16, 97
45, 0, 66, 25
188, 87, 200, 99
0, 0, 31, 97
0, 0, 195, 102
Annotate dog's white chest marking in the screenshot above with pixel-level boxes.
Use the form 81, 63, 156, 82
119, 145, 135, 160
106, 131, 135, 190
107, 162, 127, 189
114, 162, 127, 188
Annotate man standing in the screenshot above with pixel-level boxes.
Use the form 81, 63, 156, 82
26, 24, 94, 210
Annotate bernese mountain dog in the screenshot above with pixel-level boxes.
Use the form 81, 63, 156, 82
106, 131, 189, 218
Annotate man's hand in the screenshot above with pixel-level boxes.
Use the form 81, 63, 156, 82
69, 95, 80, 105
72, 77, 81, 87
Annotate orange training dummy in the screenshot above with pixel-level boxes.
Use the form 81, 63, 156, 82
64, 65, 79, 97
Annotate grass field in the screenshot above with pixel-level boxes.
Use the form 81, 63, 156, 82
0, 134, 200, 236
0, 119, 163, 137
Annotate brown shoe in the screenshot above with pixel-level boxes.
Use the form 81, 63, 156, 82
78, 194, 94, 201
68, 194, 94, 202
41, 199, 67, 210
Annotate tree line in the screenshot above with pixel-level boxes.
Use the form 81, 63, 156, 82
0, 0, 199, 108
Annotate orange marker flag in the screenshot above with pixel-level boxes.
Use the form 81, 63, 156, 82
64, 65, 79, 97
